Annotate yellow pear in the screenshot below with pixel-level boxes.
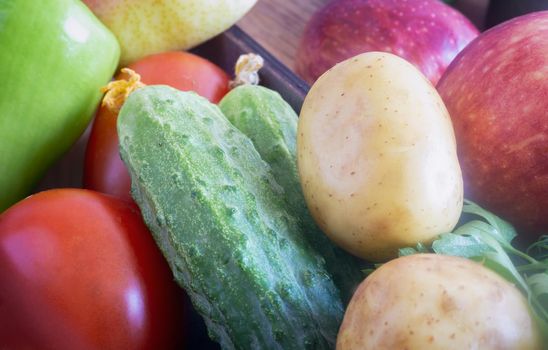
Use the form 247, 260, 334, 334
83, 0, 257, 65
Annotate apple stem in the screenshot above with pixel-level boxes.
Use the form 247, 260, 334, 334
230, 53, 264, 89
101, 68, 145, 113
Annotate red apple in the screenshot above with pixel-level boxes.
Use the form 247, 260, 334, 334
295, 0, 479, 85
437, 11, 548, 241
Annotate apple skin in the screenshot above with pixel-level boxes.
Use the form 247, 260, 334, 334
437, 11, 548, 241
295, 0, 479, 85
83, 0, 257, 66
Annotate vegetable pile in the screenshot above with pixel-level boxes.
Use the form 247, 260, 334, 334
0, 1, 546, 349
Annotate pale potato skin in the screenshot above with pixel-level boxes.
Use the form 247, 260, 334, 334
84, 0, 257, 65
337, 254, 542, 350
297, 52, 463, 261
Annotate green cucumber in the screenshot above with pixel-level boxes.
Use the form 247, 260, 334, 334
117, 85, 343, 349
219, 85, 364, 303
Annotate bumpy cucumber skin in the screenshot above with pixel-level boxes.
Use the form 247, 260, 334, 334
117, 86, 343, 350
219, 85, 364, 303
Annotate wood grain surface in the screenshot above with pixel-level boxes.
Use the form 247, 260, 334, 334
238, 0, 330, 72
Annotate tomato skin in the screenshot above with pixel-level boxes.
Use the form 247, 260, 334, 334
84, 105, 132, 201
126, 51, 230, 104
84, 51, 230, 201
0, 189, 186, 350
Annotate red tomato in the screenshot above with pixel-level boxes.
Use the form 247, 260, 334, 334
84, 51, 230, 201
126, 51, 230, 104
0, 189, 186, 349
84, 104, 130, 200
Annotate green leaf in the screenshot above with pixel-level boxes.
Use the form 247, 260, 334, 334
435, 219, 528, 290
482, 251, 529, 292
432, 231, 492, 258
473, 230, 529, 291
398, 242, 431, 257
396, 200, 548, 342
528, 235, 548, 260
526, 272, 548, 342
416, 242, 430, 253
528, 273, 548, 304
398, 247, 419, 256
362, 263, 384, 277
461, 200, 517, 243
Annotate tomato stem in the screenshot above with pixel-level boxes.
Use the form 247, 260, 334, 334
101, 68, 146, 113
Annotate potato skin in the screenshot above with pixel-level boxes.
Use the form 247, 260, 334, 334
297, 52, 463, 261
337, 254, 542, 350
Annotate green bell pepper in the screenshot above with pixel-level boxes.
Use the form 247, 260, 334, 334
0, 0, 120, 211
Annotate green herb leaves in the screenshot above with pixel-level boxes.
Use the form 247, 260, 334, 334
399, 200, 548, 340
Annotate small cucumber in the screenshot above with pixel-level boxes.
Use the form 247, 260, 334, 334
117, 86, 343, 349
219, 84, 364, 303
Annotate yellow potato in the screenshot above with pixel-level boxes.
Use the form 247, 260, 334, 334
297, 52, 463, 261
337, 254, 542, 350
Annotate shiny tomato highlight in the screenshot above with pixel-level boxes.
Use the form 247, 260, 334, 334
0, 189, 186, 349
